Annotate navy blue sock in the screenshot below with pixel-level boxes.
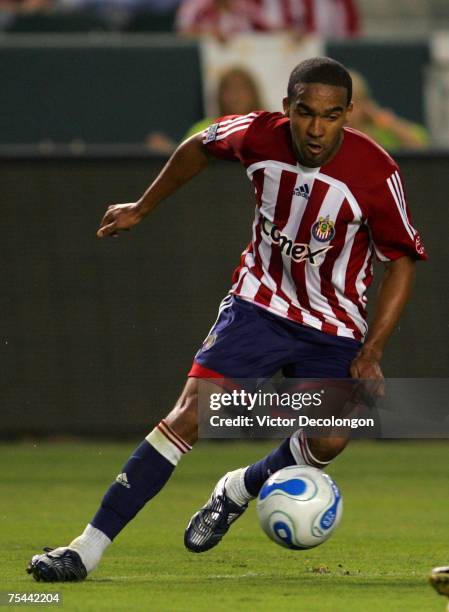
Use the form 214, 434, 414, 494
91, 440, 175, 540
244, 438, 296, 497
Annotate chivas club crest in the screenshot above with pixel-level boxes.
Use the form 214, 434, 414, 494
312, 215, 336, 243
201, 333, 217, 351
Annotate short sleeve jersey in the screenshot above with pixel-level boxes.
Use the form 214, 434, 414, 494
202, 111, 427, 341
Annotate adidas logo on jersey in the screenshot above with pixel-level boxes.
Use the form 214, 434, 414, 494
116, 472, 131, 488
293, 184, 310, 199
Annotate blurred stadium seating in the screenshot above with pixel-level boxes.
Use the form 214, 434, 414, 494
5, 11, 111, 32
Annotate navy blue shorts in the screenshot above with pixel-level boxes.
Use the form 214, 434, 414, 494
189, 296, 362, 380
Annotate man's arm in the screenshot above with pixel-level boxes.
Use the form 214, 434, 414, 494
350, 255, 416, 386
97, 133, 208, 238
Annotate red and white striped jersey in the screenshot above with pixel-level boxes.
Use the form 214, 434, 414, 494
255, 0, 360, 37
202, 111, 427, 341
176, 0, 360, 37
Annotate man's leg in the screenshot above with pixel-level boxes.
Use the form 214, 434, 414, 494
27, 378, 199, 582
185, 387, 352, 552
185, 431, 348, 553
241, 431, 347, 497
242, 383, 353, 497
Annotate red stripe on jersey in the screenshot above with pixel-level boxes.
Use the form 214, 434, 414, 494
291, 180, 338, 335
234, 269, 248, 294
318, 200, 363, 338
254, 280, 273, 308
360, 252, 373, 301
250, 217, 265, 282
287, 301, 304, 324
267, 170, 298, 300
248, 168, 266, 282
343, 224, 371, 324
253, 167, 265, 208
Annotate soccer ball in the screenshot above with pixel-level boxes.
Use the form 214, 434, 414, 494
256, 465, 343, 550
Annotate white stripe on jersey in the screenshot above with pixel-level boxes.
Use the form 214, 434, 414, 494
216, 123, 254, 141
317, 172, 362, 219
215, 113, 257, 140
372, 244, 389, 262
202, 113, 257, 144
331, 220, 367, 336
237, 270, 261, 301
247, 159, 301, 178
387, 171, 416, 241
259, 165, 283, 221
394, 171, 410, 218
216, 112, 258, 128
279, 173, 310, 305
355, 245, 372, 308
256, 177, 280, 292
304, 186, 356, 337
247, 162, 362, 221
299, 308, 325, 330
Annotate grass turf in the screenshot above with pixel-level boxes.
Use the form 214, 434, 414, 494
1, 440, 448, 611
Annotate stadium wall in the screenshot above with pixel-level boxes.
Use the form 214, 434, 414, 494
0, 37, 428, 146
1, 155, 447, 437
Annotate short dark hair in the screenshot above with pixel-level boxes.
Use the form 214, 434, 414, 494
287, 57, 352, 106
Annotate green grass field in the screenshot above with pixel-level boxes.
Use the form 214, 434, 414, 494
1, 440, 448, 611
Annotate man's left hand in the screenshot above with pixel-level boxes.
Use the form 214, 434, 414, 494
350, 346, 385, 398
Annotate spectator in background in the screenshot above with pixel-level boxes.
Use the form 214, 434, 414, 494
176, 0, 360, 42
0, 0, 53, 21
347, 70, 429, 151
146, 65, 265, 152
0, 0, 54, 11
186, 65, 265, 136
0, 0, 54, 30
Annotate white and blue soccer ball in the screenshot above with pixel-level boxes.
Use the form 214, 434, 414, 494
256, 465, 343, 550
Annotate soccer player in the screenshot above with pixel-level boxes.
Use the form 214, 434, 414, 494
27, 57, 426, 581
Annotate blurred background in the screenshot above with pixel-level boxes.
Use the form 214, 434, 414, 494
1, 0, 448, 437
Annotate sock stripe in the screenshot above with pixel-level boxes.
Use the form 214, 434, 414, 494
160, 419, 192, 450
156, 423, 186, 454
157, 420, 191, 454
298, 430, 315, 467
159, 419, 192, 452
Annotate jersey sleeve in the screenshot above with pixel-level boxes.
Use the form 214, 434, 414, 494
362, 169, 427, 262
201, 112, 259, 162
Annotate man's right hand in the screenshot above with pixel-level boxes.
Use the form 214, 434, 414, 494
97, 202, 144, 238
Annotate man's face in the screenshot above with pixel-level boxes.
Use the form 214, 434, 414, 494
283, 82, 352, 167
